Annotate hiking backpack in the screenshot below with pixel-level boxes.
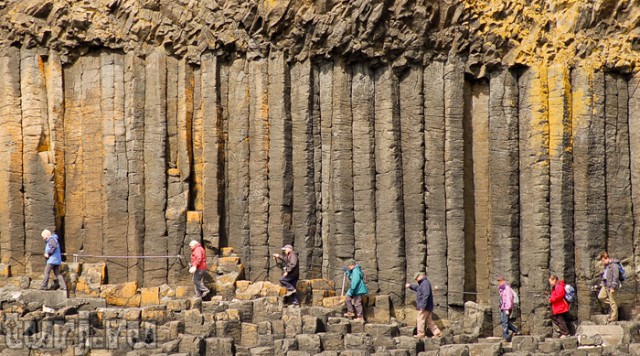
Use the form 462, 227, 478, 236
564, 284, 576, 303
616, 262, 627, 282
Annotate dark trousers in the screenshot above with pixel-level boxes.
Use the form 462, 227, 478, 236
41, 264, 67, 290
193, 269, 210, 297
346, 295, 364, 317
551, 312, 572, 336
279, 274, 299, 304
500, 310, 519, 340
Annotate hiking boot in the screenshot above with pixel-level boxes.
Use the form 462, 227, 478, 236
344, 312, 356, 318
285, 289, 296, 297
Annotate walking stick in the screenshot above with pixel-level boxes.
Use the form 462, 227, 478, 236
341, 272, 346, 297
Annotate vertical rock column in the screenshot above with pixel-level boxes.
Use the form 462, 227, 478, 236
329, 61, 355, 283
469, 81, 491, 303
166, 60, 193, 284
291, 61, 319, 279
351, 64, 379, 294
100, 52, 129, 283
547, 64, 574, 283
226, 59, 250, 255
424, 62, 448, 316
0, 49, 25, 273
518, 67, 550, 335
143, 49, 168, 285
318, 62, 333, 279
443, 60, 465, 313
124, 52, 146, 284
399, 66, 426, 298
192, 66, 204, 212
82, 54, 104, 256
374, 66, 405, 306
248, 59, 270, 280
572, 68, 607, 321
44, 52, 65, 243
488, 68, 520, 335
201, 53, 224, 250
267, 53, 293, 281
604, 73, 635, 312
629, 73, 640, 300
63, 56, 83, 257
20, 50, 56, 275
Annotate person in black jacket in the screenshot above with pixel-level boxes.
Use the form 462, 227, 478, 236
405, 272, 442, 339
273, 244, 300, 306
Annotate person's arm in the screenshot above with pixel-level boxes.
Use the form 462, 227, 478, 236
611, 264, 620, 289
285, 253, 298, 273
502, 289, 513, 311
549, 285, 565, 303
46, 239, 57, 256
406, 283, 419, 292
346, 270, 361, 297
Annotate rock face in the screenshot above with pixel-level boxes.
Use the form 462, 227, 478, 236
1, 0, 640, 338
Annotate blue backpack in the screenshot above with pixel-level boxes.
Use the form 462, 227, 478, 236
616, 262, 627, 282
564, 284, 576, 303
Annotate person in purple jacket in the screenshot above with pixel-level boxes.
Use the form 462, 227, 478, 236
497, 276, 519, 341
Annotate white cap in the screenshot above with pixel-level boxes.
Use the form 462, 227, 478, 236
189, 240, 199, 248
41, 229, 52, 238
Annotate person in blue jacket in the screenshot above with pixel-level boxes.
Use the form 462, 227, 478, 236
405, 272, 442, 339
40, 229, 67, 291
342, 259, 367, 320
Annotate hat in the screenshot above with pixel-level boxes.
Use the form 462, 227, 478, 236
189, 240, 199, 248
281, 244, 293, 250
345, 259, 357, 267
41, 229, 51, 238
413, 272, 425, 280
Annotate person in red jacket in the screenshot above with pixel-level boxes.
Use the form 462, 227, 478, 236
189, 240, 210, 298
548, 275, 572, 338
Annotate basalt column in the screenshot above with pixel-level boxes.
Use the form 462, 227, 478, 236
630, 73, 640, 303
352, 64, 379, 294
424, 62, 448, 317
399, 66, 426, 300
20, 50, 56, 275
489, 68, 520, 336
374, 66, 406, 306
572, 68, 607, 321
518, 67, 551, 335
604, 73, 636, 316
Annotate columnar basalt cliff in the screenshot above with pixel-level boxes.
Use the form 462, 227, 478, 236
1, 0, 640, 336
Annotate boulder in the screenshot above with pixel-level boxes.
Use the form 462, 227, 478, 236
100, 281, 140, 307
75, 263, 106, 297
463, 301, 493, 338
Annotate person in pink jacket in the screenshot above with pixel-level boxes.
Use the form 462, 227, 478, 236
189, 240, 210, 298
498, 276, 519, 341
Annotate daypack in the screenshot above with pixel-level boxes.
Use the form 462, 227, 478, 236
512, 289, 520, 306
564, 284, 576, 303
616, 262, 627, 282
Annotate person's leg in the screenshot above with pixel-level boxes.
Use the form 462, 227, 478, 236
598, 285, 610, 311
608, 289, 618, 321
425, 311, 442, 337
193, 270, 208, 297
279, 275, 294, 291
288, 276, 299, 305
552, 313, 570, 336
508, 318, 519, 334
52, 265, 67, 290
40, 264, 53, 290
500, 310, 510, 340
345, 295, 355, 315
354, 295, 364, 318
415, 310, 427, 337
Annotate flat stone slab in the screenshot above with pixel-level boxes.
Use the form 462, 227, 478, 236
576, 324, 624, 346
21, 290, 67, 307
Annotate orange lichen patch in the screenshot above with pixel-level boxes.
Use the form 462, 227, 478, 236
100, 281, 141, 307
140, 286, 160, 306
547, 63, 572, 156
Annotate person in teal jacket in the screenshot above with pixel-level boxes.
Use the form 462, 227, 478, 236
342, 259, 367, 320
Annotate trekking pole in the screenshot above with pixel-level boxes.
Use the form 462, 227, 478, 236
341, 272, 346, 297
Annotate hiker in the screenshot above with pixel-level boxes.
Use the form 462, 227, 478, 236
189, 240, 210, 298
40, 229, 67, 291
549, 275, 572, 337
273, 244, 299, 306
342, 259, 367, 321
598, 251, 621, 322
497, 276, 519, 341
405, 272, 442, 339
